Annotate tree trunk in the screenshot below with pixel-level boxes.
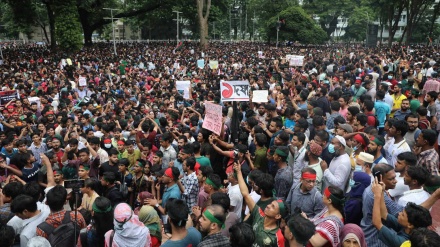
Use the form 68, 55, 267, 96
428, 3, 440, 43
45, 3, 56, 49
197, 0, 211, 50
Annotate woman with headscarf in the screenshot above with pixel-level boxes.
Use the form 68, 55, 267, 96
344, 171, 371, 225
104, 203, 151, 247
138, 205, 162, 247
306, 186, 345, 247
339, 224, 367, 247
134, 191, 153, 215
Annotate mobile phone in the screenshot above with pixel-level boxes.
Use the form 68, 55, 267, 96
373, 171, 382, 182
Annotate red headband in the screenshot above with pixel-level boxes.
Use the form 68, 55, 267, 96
165, 168, 174, 179
117, 141, 125, 145
353, 134, 366, 149
324, 187, 331, 198
302, 172, 317, 180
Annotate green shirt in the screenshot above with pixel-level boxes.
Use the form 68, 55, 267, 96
250, 205, 285, 247
195, 156, 211, 167
378, 214, 409, 247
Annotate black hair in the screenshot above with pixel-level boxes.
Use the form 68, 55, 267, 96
315, 130, 329, 143
207, 174, 222, 190
396, 152, 417, 166
405, 202, 432, 228
254, 133, 267, 147
2, 182, 23, 199
211, 192, 231, 213
23, 182, 41, 202
286, 214, 316, 245
409, 228, 440, 247
0, 225, 15, 247
355, 113, 368, 126
11, 194, 37, 214
170, 167, 180, 181
406, 166, 430, 186
270, 118, 283, 129
328, 185, 345, 220
417, 106, 428, 117
392, 119, 409, 136
364, 100, 374, 111
103, 172, 116, 184
118, 158, 130, 167
372, 163, 394, 179
296, 118, 309, 130
420, 129, 437, 146
312, 116, 325, 127
165, 199, 189, 228
89, 136, 101, 145
93, 197, 114, 247
108, 148, 119, 156
296, 109, 308, 119
229, 223, 255, 247
333, 116, 346, 126
405, 113, 419, 120
347, 106, 360, 117
46, 185, 68, 211
185, 157, 196, 170
200, 166, 214, 178
330, 101, 340, 112
254, 173, 275, 197
293, 132, 305, 145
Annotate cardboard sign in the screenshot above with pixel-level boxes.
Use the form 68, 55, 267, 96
176, 81, 191, 99
252, 90, 269, 103
197, 59, 205, 69
79, 77, 87, 87
209, 60, 218, 69
0, 90, 17, 105
286, 55, 304, 67
220, 80, 250, 102
202, 102, 223, 135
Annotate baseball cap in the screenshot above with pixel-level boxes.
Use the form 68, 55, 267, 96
338, 124, 353, 133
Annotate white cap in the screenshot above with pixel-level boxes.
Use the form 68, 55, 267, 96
335, 135, 347, 147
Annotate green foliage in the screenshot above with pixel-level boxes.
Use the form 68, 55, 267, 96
343, 6, 376, 41
55, 1, 83, 52
411, 17, 440, 43
267, 6, 328, 44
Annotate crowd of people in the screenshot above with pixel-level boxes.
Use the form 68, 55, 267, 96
0, 40, 439, 247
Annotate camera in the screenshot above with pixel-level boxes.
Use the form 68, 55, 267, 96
64, 179, 85, 189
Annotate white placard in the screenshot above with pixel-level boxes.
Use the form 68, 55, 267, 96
220, 80, 250, 102
176, 81, 191, 99
252, 90, 269, 103
286, 55, 304, 67
79, 77, 87, 86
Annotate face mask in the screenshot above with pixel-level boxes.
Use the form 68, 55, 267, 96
328, 144, 335, 154
104, 144, 112, 148
353, 146, 358, 152
349, 179, 356, 188
354, 165, 362, 172
388, 76, 393, 80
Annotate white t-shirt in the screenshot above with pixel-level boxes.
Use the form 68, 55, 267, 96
397, 188, 430, 207
388, 174, 409, 201
227, 184, 243, 217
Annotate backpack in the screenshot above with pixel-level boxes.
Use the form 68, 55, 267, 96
367, 113, 379, 128
38, 212, 80, 247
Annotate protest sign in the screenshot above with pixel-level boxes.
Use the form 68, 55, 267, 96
220, 80, 250, 102
79, 77, 87, 86
66, 58, 72, 66
197, 59, 205, 69
0, 90, 17, 105
252, 90, 269, 103
28, 96, 41, 110
286, 55, 304, 67
209, 60, 218, 69
176, 81, 191, 99
202, 102, 222, 135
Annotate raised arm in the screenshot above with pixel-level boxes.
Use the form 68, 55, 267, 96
233, 162, 255, 212
41, 153, 55, 187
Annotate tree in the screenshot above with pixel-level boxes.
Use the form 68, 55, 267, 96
197, 0, 211, 49
344, 7, 375, 41
54, 0, 82, 52
401, 0, 435, 44
267, 6, 328, 44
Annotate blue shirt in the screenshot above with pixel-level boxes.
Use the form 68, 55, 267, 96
284, 119, 295, 132
162, 183, 181, 207
374, 101, 391, 128
160, 227, 201, 247
361, 186, 404, 247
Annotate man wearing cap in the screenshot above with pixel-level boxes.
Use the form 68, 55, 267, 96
198, 204, 231, 247
368, 134, 387, 168
286, 168, 325, 218
335, 123, 353, 137
355, 152, 374, 179
273, 146, 293, 200
305, 142, 324, 190
234, 163, 286, 247
322, 136, 351, 192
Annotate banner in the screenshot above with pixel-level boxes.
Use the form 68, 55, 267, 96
176, 81, 191, 99
220, 80, 250, 102
252, 90, 269, 103
0, 90, 17, 105
202, 102, 223, 135
209, 60, 218, 69
197, 59, 205, 69
286, 55, 304, 66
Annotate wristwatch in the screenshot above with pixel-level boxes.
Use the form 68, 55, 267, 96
155, 203, 159, 208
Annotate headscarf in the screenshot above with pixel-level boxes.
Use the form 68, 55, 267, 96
348, 172, 371, 198
112, 203, 150, 247
134, 192, 153, 215
138, 205, 162, 241
339, 224, 367, 247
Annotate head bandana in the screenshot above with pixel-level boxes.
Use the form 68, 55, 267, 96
353, 134, 367, 148
92, 203, 112, 213
324, 187, 346, 206
117, 140, 125, 145
370, 136, 384, 146
203, 209, 225, 229
275, 148, 288, 157
164, 168, 174, 179
302, 172, 317, 180
205, 177, 220, 190
79, 165, 90, 171
276, 199, 287, 218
